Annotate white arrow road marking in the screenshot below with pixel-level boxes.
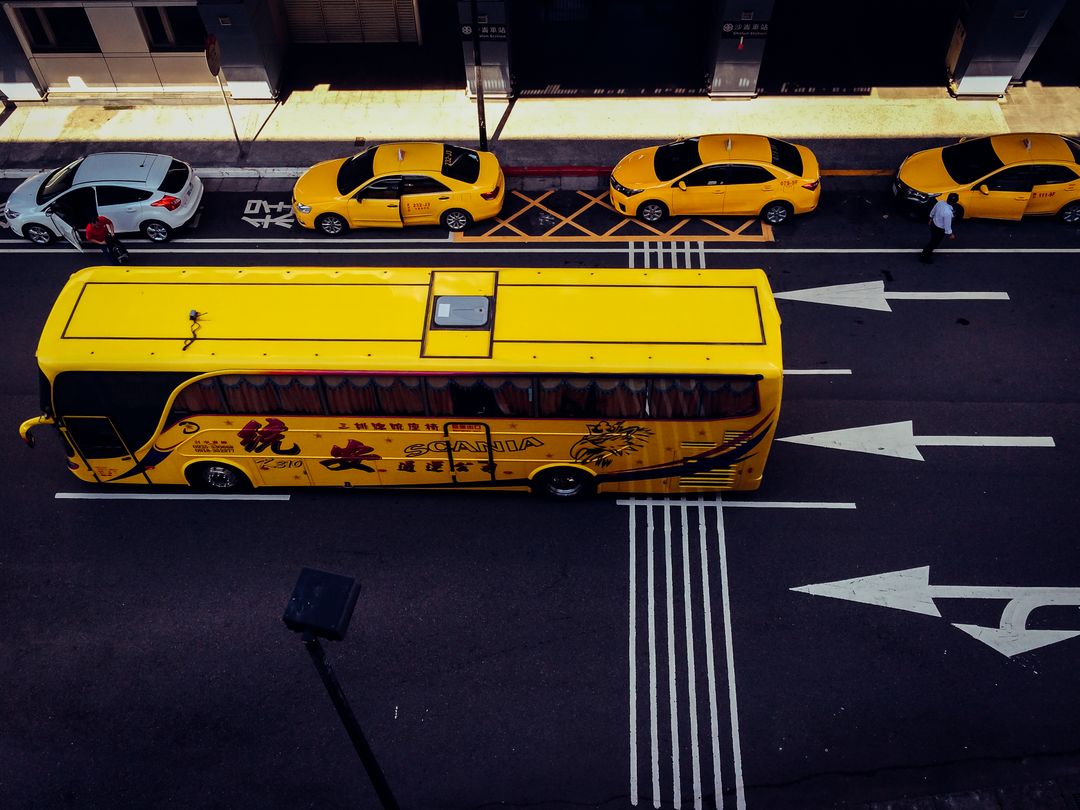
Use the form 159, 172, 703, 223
777, 420, 1055, 460
793, 566, 1080, 657
774, 280, 1009, 312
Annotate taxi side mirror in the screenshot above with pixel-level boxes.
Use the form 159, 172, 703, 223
677, 181, 687, 191
976, 184, 990, 196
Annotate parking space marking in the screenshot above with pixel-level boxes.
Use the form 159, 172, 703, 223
456, 189, 776, 243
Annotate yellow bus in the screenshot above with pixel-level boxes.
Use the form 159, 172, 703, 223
20, 266, 783, 498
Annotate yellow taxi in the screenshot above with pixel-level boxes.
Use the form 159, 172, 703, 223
893, 133, 1080, 223
609, 134, 821, 225
292, 142, 505, 234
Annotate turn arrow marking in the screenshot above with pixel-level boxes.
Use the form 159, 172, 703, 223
774, 280, 1009, 312
777, 420, 1055, 460
792, 566, 1080, 657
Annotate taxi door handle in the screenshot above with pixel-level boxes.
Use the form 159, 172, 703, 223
387, 202, 399, 208
438, 196, 450, 200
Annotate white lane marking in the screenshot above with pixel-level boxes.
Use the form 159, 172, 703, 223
697, 500, 724, 807
54, 492, 289, 501
680, 502, 703, 810
697, 241, 706, 269
629, 500, 639, 807
617, 498, 856, 509
647, 504, 661, 807
5, 244, 1080, 255
715, 499, 746, 810
784, 369, 852, 375
663, 506, 681, 809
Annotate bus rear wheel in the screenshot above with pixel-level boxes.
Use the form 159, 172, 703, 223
186, 462, 250, 492
530, 466, 595, 499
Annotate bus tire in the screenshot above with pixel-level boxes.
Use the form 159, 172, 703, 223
530, 466, 596, 500
186, 461, 250, 492
761, 200, 794, 225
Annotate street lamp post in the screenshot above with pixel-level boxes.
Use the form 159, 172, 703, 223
469, 0, 488, 150
283, 568, 400, 810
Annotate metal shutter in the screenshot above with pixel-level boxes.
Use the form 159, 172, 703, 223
284, 0, 419, 43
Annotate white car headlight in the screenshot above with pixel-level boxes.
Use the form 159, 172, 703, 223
4, 208, 19, 219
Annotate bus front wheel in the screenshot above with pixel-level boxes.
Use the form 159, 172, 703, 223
186, 462, 250, 492
530, 466, 596, 499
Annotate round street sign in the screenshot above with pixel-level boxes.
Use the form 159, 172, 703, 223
205, 34, 221, 77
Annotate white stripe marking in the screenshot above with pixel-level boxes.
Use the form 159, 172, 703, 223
618, 498, 856, 509
664, 506, 681, 808
784, 369, 852, 376
647, 504, 661, 807
697, 500, 724, 805
54, 492, 289, 501
681, 502, 703, 809
629, 500, 639, 806
715, 499, 746, 810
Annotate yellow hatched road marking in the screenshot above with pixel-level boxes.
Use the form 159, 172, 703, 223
457, 190, 776, 243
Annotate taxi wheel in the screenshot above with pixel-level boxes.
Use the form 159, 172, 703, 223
441, 209, 473, 231
638, 201, 668, 224
530, 466, 596, 500
316, 213, 348, 236
1060, 201, 1080, 224
762, 201, 794, 225
24, 224, 55, 245
141, 220, 173, 242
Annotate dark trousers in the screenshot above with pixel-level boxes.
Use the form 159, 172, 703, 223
920, 225, 946, 262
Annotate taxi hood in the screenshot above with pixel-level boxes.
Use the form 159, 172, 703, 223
611, 146, 661, 188
293, 157, 349, 202
897, 147, 960, 194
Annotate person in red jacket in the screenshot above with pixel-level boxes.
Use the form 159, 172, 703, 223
84, 215, 126, 263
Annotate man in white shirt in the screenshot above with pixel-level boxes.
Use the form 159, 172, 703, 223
919, 193, 959, 264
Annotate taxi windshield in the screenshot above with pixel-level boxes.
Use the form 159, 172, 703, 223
941, 138, 1004, 185
441, 145, 481, 184
337, 149, 376, 194
654, 139, 702, 181
37, 158, 83, 204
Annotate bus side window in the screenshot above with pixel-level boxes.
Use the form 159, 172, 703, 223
651, 378, 701, 418
272, 376, 323, 414
701, 378, 759, 417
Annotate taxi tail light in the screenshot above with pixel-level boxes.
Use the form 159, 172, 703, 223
152, 194, 182, 211
480, 185, 500, 201
802, 179, 820, 191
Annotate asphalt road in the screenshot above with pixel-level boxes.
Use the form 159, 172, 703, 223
1, 180, 1079, 810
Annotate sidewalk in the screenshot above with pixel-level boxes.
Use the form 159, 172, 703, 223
1, 82, 1078, 184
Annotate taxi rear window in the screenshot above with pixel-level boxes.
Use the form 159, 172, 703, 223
941, 138, 1004, 185
337, 148, 376, 194
767, 138, 803, 176
441, 145, 481, 184
1065, 137, 1080, 164
654, 139, 702, 181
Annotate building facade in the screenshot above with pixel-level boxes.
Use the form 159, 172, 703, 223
0, 0, 1074, 103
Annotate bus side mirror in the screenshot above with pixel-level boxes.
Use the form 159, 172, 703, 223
677, 181, 687, 191
19, 415, 54, 448
976, 184, 990, 196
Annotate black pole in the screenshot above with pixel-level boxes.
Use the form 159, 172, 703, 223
303, 630, 401, 810
469, 0, 488, 150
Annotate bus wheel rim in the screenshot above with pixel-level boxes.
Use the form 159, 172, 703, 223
205, 465, 238, 489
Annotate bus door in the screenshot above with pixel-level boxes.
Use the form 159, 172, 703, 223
62, 415, 148, 483
444, 422, 497, 485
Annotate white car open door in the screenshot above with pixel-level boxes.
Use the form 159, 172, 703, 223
48, 212, 85, 251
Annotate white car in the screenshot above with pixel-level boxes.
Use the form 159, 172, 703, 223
3, 152, 203, 244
